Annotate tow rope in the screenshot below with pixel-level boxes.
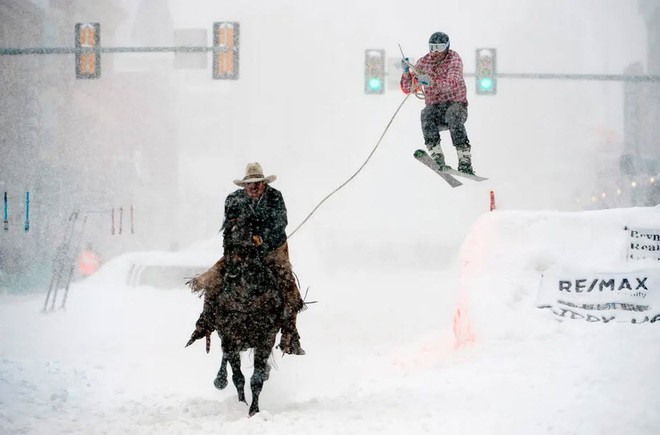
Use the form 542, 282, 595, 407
287, 91, 412, 239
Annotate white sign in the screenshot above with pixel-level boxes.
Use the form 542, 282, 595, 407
537, 267, 660, 324
626, 226, 660, 261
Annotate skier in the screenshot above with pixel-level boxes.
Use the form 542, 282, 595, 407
401, 31, 475, 175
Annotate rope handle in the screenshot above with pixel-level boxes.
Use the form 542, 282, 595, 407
398, 44, 425, 100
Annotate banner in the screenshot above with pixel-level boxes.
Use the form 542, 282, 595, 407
537, 267, 660, 324
626, 226, 660, 261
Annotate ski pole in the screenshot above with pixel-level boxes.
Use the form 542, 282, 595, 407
24, 191, 30, 232
3, 192, 8, 231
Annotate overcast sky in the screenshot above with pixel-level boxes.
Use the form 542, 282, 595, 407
107, 0, 649, 253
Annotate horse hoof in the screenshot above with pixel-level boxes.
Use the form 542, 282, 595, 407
248, 404, 259, 417
214, 375, 228, 390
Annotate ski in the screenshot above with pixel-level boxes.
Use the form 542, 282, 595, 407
442, 167, 488, 182
414, 150, 462, 188
24, 191, 30, 232
3, 192, 7, 231
414, 150, 488, 184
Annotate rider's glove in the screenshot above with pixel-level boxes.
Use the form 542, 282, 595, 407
417, 74, 431, 86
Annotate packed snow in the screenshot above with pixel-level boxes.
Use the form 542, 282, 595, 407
1, 206, 659, 434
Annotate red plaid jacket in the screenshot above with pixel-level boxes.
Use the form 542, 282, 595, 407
401, 50, 468, 105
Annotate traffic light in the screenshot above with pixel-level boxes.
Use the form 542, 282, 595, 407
364, 49, 385, 94
75, 23, 101, 79
475, 48, 497, 95
213, 22, 240, 80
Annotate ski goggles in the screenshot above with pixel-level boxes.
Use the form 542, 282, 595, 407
429, 42, 449, 52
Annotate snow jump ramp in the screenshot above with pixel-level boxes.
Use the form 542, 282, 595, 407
453, 206, 660, 347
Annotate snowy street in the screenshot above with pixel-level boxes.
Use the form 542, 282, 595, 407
2, 208, 660, 434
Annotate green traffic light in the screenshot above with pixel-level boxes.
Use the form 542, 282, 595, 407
368, 77, 383, 91
479, 77, 494, 90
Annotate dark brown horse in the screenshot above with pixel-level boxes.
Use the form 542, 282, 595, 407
206, 219, 284, 416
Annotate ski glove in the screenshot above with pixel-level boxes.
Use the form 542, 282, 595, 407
401, 57, 410, 73
417, 74, 431, 86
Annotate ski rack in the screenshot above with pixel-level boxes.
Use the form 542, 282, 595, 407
111, 205, 135, 235
2, 191, 31, 232
3, 192, 7, 231
43, 211, 88, 312
25, 192, 30, 232
42, 205, 133, 312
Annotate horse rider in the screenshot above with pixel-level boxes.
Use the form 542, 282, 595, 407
189, 162, 306, 355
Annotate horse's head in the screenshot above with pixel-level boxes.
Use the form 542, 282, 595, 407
220, 218, 280, 317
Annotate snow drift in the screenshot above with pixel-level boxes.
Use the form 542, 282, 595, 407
454, 205, 660, 345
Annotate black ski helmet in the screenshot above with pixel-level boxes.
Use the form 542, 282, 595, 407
429, 32, 450, 52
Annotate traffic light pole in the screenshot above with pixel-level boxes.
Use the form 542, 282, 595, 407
0, 46, 225, 55
486, 72, 660, 82
3, 47, 659, 83
461, 71, 660, 83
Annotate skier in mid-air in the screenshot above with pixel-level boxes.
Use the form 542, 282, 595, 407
401, 31, 475, 175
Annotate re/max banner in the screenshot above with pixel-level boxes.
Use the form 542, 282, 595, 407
537, 268, 660, 324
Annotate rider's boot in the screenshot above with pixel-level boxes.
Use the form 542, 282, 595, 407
279, 322, 305, 355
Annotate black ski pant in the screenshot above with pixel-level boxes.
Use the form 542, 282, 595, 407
421, 102, 469, 149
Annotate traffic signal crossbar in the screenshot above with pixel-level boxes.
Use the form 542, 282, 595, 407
0, 46, 235, 55
2, 47, 659, 83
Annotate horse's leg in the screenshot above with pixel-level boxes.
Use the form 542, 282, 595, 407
226, 351, 246, 403
248, 346, 271, 417
213, 353, 228, 390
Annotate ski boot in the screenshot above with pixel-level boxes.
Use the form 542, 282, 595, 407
456, 144, 475, 175
428, 143, 452, 170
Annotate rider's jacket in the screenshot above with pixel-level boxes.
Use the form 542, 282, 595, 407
400, 49, 468, 105
222, 185, 288, 255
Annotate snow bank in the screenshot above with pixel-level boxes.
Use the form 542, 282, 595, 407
454, 206, 660, 344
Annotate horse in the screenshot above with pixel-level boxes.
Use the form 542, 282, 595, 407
206, 219, 285, 417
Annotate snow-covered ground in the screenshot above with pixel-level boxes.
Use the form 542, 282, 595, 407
2, 206, 659, 435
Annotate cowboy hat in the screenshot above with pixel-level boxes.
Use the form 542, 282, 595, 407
233, 162, 277, 186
